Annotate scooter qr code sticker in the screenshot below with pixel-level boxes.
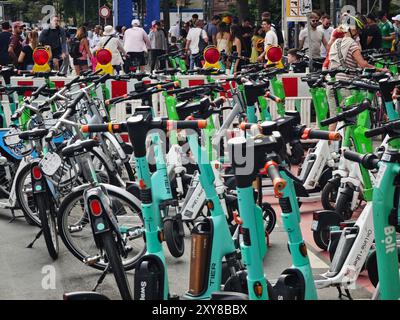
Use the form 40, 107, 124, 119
40, 152, 62, 176
311, 220, 318, 231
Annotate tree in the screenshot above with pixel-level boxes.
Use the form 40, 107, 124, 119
236, 0, 250, 22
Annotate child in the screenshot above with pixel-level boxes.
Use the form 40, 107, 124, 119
287, 48, 307, 73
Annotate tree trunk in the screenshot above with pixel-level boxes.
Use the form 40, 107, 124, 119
257, 0, 270, 16
236, 0, 250, 22
382, 0, 391, 15
162, 0, 170, 31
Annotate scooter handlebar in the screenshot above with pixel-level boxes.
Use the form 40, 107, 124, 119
264, 91, 282, 103
301, 128, 341, 141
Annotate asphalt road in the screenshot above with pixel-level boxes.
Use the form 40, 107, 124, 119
0, 197, 373, 300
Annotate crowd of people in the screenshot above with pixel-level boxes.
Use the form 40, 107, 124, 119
1, 9, 400, 78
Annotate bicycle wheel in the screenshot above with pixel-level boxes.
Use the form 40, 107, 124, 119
36, 193, 59, 260
101, 231, 132, 300
58, 187, 145, 271
16, 152, 117, 227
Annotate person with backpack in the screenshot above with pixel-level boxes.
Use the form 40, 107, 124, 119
326, 15, 388, 131
39, 16, 67, 71
185, 20, 208, 69
71, 26, 92, 75
97, 25, 126, 75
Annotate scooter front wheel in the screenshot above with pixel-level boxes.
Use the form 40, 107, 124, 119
321, 177, 341, 211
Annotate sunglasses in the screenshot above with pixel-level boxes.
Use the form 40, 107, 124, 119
311, 20, 319, 22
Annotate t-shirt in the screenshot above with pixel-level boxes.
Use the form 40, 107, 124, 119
240, 26, 253, 54
329, 37, 360, 80
186, 27, 207, 55
366, 24, 382, 49
21, 45, 34, 67
317, 25, 333, 58
169, 24, 180, 39
264, 30, 278, 48
204, 23, 217, 45
379, 20, 395, 49
9, 34, 23, 59
0, 31, 12, 65
299, 27, 324, 59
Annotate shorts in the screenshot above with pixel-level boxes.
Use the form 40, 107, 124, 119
127, 52, 146, 66
327, 86, 353, 117
73, 59, 88, 66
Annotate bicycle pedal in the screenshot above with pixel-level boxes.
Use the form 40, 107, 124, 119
83, 255, 101, 266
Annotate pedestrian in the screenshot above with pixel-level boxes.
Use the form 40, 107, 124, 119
18, 30, 39, 70
392, 14, 400, 52
287, 48, 307, 72
216, 22, 232, 55
8, 21, 25, 67
378, 11, 395, 52
327, 15, 388, 131
185, 20, 208, 69
149, 21, 168, 71
230, 25, 247, 74
366, 13, 383, 50
123, 19, 151, 72
190, 14, 199, 28
90, 25, 102, 53
261, 11, 284, 47
257, 19, 278, 62
317, 14, 333, 58
97, 25, 126, 75
168, 20, 180, 43
298, 12, 327, 70
204, 15, 221, 46
239, 18, 253, 55
250, 25, 264, 63
0, 21, 12, 67
72, 26, 92, 75
39, 16, 67, 71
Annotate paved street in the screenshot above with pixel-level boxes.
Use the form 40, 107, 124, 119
0, 193, 373, 300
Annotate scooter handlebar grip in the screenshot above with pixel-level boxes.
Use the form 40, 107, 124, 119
320, 115, 341, 126
81, 123, 126, 133
105, 94, 129, 106
166, 120, 207, 130
301, 128, 341, 141
262, 161, 286, 198
264, 91, 282, 103
343, 150, 365, 164
364, 126, 386, 138
156, 81, 180, 90
212, 97, 226, 108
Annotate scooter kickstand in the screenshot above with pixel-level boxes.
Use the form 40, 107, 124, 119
92, 264, 110, 292
9, 208, 24, 223
26, 229, 43, 248
337, 286, 353, 300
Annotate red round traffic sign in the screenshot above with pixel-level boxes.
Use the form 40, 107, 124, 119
99, 6, 111, 19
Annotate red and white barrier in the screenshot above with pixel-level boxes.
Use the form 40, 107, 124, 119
2, 73, 314, 128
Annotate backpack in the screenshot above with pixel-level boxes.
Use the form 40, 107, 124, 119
69, 37, 82, 59
198, 30, 207, 56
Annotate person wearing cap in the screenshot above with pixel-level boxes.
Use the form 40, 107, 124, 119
123, 19, 151, 72
97, 25, 126, 75
327, 15, 388, 132
378, 11, 395, 52
392, 15, 400, 52
8, 21, 25, 67
366, 13, 382, 50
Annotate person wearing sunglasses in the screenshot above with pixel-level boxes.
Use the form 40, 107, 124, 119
299, 12, 328, 69
317, 14, 333, 58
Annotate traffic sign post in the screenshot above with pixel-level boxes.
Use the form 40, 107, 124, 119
99, 5, 111, 25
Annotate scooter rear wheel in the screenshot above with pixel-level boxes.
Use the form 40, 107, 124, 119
164, 218, 185, 258
312, 225, 331, 251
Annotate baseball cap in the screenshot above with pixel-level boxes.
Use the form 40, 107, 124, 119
12, 21, 25, 28
132, 19, 140, 26
392, 14, 400, 21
